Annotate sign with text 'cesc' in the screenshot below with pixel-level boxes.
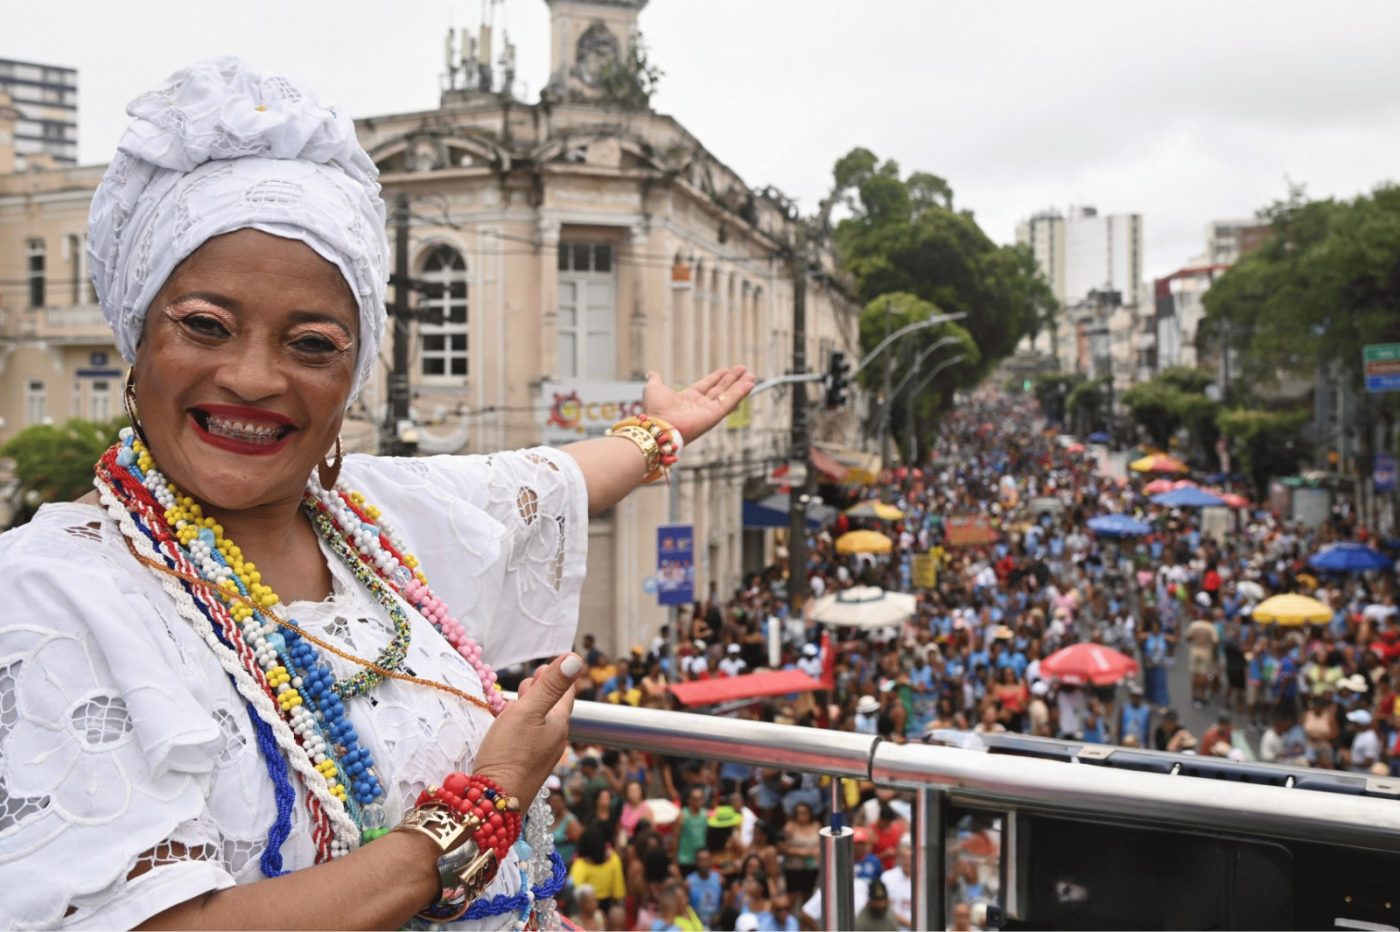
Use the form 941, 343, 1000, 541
657, 525, 695, 606
944, 514, 998, 547
1363, 344, 1400, 393
540, 381, 646, 444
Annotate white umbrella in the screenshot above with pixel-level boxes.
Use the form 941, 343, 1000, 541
645, 798, 680, 825
811, 586, 917, 630
1236, 580, 1266, 602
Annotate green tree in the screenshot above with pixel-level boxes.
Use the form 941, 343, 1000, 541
1203, 184, 1400, 473
1120, 375, 1219, 455
1032, 372, 1085, 426
1066, 378, 1108, 436
828, 148, 1057, 384
597, 33, 664, 109
1217, 408, 1309, 500
1, 418, 124, 527
858, 292, 978, 456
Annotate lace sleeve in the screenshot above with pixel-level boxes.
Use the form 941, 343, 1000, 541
345, 448, 589, 669
0, 522, 232, 930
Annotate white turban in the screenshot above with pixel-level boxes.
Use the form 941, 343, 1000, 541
87, 57, 388, 397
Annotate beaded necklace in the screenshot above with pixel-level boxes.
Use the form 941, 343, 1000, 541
95, 431, 504, 864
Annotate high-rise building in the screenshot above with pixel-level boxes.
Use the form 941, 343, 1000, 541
1063, 206, 1142, 305
1017, 205, 1143, 374
1014, 209, 1066, 306
0, 58, 78, 169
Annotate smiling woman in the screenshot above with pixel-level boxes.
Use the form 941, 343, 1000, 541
0, 58, 752, 930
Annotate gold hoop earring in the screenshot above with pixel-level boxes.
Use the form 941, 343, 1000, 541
318, 435, 344, 490
123, 370, 149, 446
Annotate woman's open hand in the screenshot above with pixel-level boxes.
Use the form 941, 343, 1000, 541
472, 653, 584, 804
643, 366, 755, 445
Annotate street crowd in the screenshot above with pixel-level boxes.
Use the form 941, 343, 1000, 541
521, 392, 1400, 931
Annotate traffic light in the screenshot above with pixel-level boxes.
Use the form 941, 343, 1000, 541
824, 351, 851, 409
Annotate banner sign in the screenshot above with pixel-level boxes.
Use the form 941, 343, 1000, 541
1376, 452, 1398, 494
945, 513, 998, 547
911, 553, 938, 588
657, 524, 695, 606
540, 381, 646, 444
1363, 343, 1400, 393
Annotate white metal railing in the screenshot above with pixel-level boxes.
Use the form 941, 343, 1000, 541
562, 700, 1400, 930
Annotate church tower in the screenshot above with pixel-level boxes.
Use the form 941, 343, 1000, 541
544, 0, 649, 102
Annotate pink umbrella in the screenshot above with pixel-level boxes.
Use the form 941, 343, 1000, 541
1143, 478, 1175, 494
1221, 493, 1251, 509
1170, 479, 1199, 490
1041, 643, 1140, 686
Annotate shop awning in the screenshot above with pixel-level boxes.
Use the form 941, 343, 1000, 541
809, 448, 850, 483
814, 445, 881, 485
742, 493, 838, 530
669, 668, 826, 707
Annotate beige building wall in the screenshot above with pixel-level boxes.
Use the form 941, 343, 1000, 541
0, 163, 119, 443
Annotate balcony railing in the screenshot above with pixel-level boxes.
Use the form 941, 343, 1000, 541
43, 303, 107, 330
563, 700, 1400, 930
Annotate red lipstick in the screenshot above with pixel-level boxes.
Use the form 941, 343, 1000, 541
188, 404, 297, 456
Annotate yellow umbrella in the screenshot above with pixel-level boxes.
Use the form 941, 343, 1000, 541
1252, 593, 1332, 626
1130, 453, 1189, 474
835, 530, 894, 555
844, 501, 906, 521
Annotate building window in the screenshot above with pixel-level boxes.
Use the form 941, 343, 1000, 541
25, 379, 46, 426
27, 238, 45, 309
418, 246, 468, 379
68, 233, 83, 304
557, 242, 616, 380
90, 380, 111, 422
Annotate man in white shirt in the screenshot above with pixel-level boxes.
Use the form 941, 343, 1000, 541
797, 642, 824, 678
718, 643, 747, 677
878, 837, 914, 930
1348, 710, 1382, 772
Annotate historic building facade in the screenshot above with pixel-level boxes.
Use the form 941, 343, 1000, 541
0, 0, 861, 654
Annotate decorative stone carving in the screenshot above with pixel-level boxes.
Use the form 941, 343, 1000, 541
407, 137, 442, 173
575, 22, 620, 88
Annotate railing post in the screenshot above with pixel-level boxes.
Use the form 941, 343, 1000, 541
819, 825, 854, 930
911, 786, 945, 932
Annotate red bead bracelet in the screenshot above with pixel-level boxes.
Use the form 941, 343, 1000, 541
416, 772, 523, 865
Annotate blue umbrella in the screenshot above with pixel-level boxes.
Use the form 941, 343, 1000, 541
1308, 542, 1393, 574
1087, 514, 1152, 538
1086, 432, 1111, 444
1150, 488, 1227, 508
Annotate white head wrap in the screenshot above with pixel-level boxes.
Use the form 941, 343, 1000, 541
87, 57, 388, 397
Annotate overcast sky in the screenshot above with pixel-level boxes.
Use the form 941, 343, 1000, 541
7, 0, 1400, 280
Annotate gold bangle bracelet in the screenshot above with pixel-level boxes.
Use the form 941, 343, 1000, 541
607, 424, 663, 476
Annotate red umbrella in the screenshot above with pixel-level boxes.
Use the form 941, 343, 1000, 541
1221, 493, 1251, 509
1041, 643, 1139, 686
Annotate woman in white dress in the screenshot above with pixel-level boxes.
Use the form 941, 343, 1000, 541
0, 59, 752, 930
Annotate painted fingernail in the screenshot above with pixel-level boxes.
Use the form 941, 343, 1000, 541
561, 654, 583, 678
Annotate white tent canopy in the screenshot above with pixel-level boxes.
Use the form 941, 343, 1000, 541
811, 586, 917, 630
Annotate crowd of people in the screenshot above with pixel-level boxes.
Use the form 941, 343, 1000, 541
519, 392, 1400, 931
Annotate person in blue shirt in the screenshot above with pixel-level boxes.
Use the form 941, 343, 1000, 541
1119, 687, 1152, 746
852, 827, 885, 882
685, 849, 724, 929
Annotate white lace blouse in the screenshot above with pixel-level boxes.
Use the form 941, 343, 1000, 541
0, 449, 588, 930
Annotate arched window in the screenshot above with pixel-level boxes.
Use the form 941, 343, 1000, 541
419, 246, 468, 378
